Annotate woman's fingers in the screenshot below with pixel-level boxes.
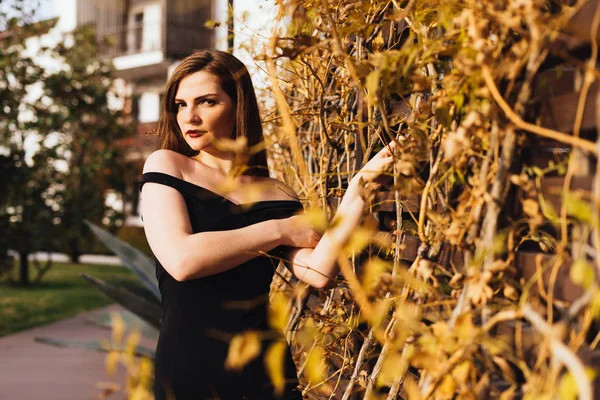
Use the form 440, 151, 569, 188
379, 139, 398, 157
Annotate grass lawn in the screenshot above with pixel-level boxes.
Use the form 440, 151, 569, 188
0, 262, 137, 337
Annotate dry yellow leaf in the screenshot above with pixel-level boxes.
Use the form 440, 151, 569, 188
129, 386, 152, 400
111, 312, 125, 345
455, 313, 476, 342
373, 30, 385, 52
522, 199, 539, 218
431, 321, 449, 339
105, 350, 119, 376
295, 317, 318, 348
125, 330, 141, 359
298, 207, 329, 233
268, 290, 289, 331
499, 386, 516, 400
410, 348, 443, 374
138, 357, 154, 388
435, 375, 456, 400
264, 341, 287, 397
452, 360, 471, 385
386, 8, 409, 22
376, 351, 404, 387
365, 69, 381, 106
225, 330, 262, 371
344, 226, 375, 254
558, 367, 596, 400
368, 298, 392, 328
361, 258, 389, 291
404, 376, 422, 400
591, 291, 600, 318
570, 259, 595, 289
247, 183, 270, 201
305, 345, 326, 383
211, 136, 248, 153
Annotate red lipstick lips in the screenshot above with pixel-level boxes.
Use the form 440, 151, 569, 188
187, 130, 204, 138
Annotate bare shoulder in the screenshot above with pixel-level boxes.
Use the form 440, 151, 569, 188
143, 149, 187, 178
259, 177, 300, 201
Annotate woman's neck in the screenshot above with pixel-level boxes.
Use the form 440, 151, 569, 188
193, 151, 235, 175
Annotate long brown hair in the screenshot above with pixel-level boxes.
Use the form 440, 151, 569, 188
157, 50, 269, 177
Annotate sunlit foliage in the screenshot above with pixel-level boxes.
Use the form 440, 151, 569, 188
238, 0, 600, 398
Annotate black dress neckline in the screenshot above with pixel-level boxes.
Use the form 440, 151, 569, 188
140, 171, 301, 208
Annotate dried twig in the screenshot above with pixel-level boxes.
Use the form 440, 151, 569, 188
482, 67, 596, 152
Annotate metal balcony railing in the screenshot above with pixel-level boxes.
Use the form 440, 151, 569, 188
96, 21, 164, 58
93, 20, 214, 60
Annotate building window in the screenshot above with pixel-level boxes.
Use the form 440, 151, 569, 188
134, 12, 143, 52
139, 92, 160, 123
131, 94, 141, 120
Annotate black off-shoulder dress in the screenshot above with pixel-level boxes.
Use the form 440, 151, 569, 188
140, 172, 304, 400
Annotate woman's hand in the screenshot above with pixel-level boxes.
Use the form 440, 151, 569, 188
278, 215, 322, 248
351, 140, 398, 190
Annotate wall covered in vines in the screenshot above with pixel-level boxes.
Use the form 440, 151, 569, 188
252, 0, 600, 399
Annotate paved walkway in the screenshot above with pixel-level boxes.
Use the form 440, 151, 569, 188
0, 304, 156, 400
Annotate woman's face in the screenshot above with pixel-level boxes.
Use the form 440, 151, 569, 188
175, 70, 235, 153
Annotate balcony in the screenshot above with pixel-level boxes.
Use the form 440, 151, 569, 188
96, 20, 167, 79
77, 0, 214, 79
96, 18, 213, 80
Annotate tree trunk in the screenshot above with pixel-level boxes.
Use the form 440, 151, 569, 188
19, 251, 29, 285
69, 238, 81, 264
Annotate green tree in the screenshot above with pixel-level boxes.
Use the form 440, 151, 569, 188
39, 24, 134, 263
0, 11, 58, 285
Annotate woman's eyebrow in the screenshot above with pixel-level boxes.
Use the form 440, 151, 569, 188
174, 94, 218, 102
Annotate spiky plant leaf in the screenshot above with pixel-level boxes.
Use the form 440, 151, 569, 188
111, 277, 160, 306
85, 309, 159, 341
34, 337, 155, 358
85, 220, 160, 300
81, 273, 161, 329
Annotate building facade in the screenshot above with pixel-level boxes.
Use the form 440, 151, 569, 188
51, 0, 279, 226
74, 0, 233, 225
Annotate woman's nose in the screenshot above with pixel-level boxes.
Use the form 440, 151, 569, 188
184, 107, 201, 124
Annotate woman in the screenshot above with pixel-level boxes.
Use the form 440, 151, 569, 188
140, 50, 396, 399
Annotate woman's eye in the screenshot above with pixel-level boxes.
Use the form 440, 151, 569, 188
175, 102, 185, 109
201, 99, 216, 106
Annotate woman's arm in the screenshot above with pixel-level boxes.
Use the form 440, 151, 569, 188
280, 142, 397, 288
141, 150, 319, 282
142, 183, 288, 281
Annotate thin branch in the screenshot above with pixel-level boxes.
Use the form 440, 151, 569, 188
522, 304, 593, 400
481, 66, 596, 153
